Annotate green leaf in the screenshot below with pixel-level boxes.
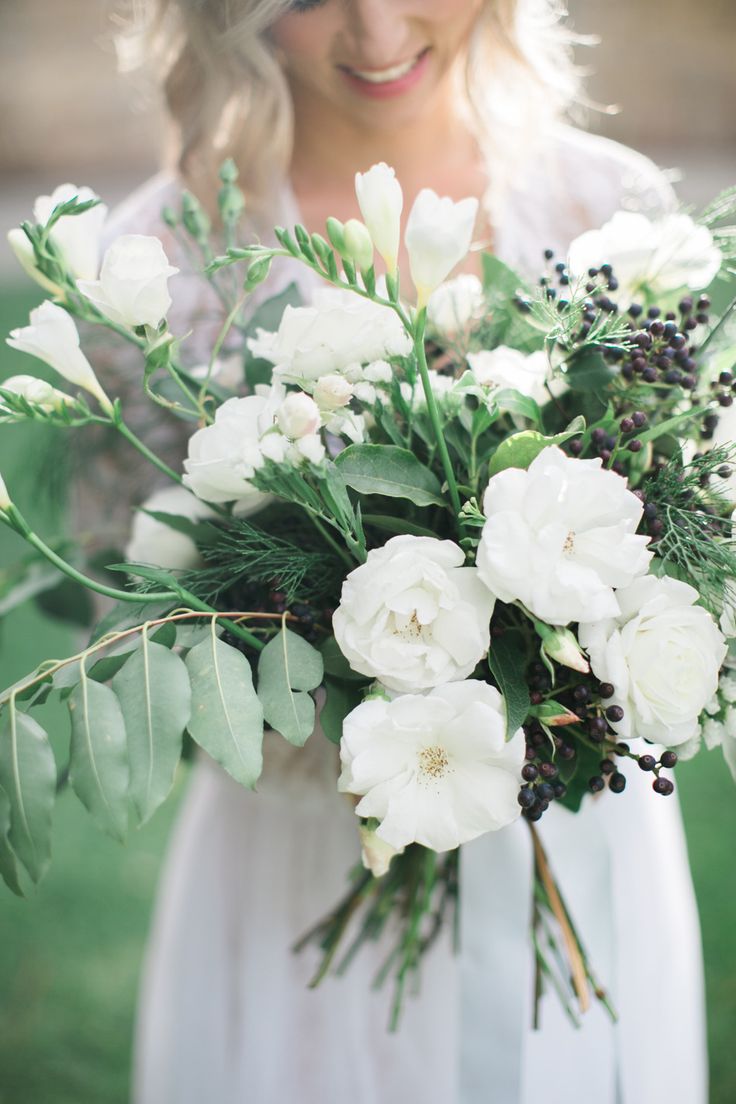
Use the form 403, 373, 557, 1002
557, 743, 601, 813
361, 514, 438, 539
335, 445, 445, 507
635, 408, 704, 447
113, 638, 191, 824
257, 628, 324, 747
141, 510, 220, 548
68, 676, 129, 842
487, 632, 531, 738
320, 636, 370, 682
0, 785, 24, 896
0, 704, 56, 883
185, 627, 264, 787
320, 677, 364, 745
479, 255, 544, 352
488, 417, 585, 477
562, 350, 617, 393
491, 388, 543, 426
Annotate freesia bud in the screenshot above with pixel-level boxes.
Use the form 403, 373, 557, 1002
6, 300, 112, 412
0, 373, 73, 412
77, 234, 179, 329
359, 825, 403, 878
314, 373, 353, 410
355, 163, 403, 278
343, 219, 374, 274
0, 471, 10, 511
276, 392, 322, 439
405, 190, 478, 309
541, 626, 590, 674
6, 229, 61, 295
33, 183, 108, 281
530, 700, 581, 727
326, 217, 347, 258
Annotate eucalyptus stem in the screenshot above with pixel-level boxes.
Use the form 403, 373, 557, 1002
412, 309, 462, 518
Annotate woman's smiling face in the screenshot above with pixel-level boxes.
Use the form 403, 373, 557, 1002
270, 0, 484, 131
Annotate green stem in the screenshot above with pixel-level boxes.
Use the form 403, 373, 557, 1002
304, 512, 355, 569
199, 291, 248, 406
173, 587, 265, 652
413, 310, 462, 518
114, 418, 184, 487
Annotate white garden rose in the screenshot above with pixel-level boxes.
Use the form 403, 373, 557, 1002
405, 189, 478, 308
125, 486, 217, 571
78, 234, 179, 329
276, 392, 321, 439
568, 211, 722, 308
355, 162, 403, 277
32, 183, 108, 281
0, 373, 73, 413
313, 373, 353, 410
578, 575, 727, 746
247, 287, 411, 384
338, 680, 525, 852
467, 346, 553, 405
7, 301, 112, 412
182, 392, 280, 505
477, 446, 652, 625
333, 535, 495, 692
427, 274, 484, 336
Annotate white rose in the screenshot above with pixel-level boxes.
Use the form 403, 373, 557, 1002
78, 234, 179, 329
6, 301, 112, 412
32, 183, 108, 281
339, 680, 525, 852
405, 189, 478, 308
355, 162, 403, 277
0, 373, 73, 412
276, 392, 321, 439
578, 575, 727, 747
182, 394, 277, 505
247, 287, 411, 384
314, 373, 353, 410
427, 274, 484, 336
477, 446, 652, 625
333, 535, 495, 692
125, 485, 216, 571
467, 346, 554, 405
568, 211, 722, 308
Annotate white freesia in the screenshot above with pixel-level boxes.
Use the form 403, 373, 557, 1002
247, 287, 411, 384
29, 183, 109, 282
6, 301, 112, 412
182, 391, 281, 505
468, 346, 554, 405
338, 681, 525, 852
405, 189, 478, 308
355, 163, 403, 277
333, 535, 495, 692
0, 471, 10, 510
0, 373, 73, 412
7, 229, 61, 295
568, 211, 722, 308
78, 234, 179, 329
427, 274, 484, 336
126, 486, 217, 571
477, 446, 652, 624
342, 219, 374, 273
578, 575, 726, 746
276, 392, 321, 439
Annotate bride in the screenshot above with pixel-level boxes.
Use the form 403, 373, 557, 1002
105, 1, 707, 1100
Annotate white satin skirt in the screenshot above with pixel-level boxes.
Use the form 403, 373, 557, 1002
132, 732, 707, 1104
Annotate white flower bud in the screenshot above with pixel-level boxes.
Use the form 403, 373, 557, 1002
405, 190, 478, 309
343, 219, 374, 273
358, 825, 403, 878
1, 373, 73, 412
314, 373, 353, 410
6, 229, 61, 295
355, 163, 403, 277
363, 359, 393, 384
0, 471, 10, 510
293, 433, 326, 465
353, 381, 377, 404
540, 627, 590, 674
78, 234, 179, 329
276, 392, 321, 439
6, 301, 112, 412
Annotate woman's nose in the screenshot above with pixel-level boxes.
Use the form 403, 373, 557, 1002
341, 0, 420, 65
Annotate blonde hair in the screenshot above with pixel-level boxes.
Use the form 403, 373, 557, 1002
117, 0, 588, 220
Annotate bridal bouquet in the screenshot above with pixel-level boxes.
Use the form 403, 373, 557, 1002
2, 161, 736, 1027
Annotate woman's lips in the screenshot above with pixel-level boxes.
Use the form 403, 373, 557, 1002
338, 48, 431, 100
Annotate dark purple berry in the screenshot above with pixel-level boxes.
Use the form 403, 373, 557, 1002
660, 750, 678, 769
653, 777, 675, 796
589, 776, 605, 793
521, 763, 539, 782
639, 754, 657, 772
609, 772, 627, 794
605, 705, 625, 723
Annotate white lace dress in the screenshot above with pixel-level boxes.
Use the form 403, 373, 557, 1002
107, 126, 707, 1104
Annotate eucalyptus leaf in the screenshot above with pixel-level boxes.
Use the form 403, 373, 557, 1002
0, 704, 56, 883
335, 445, 445, 507
487, 632, 531, 738
0, 785, 23, 896
185, 629, 264, 787
257, 628, 324, 747
113, 639, 191, 824
68, 677, 129, 842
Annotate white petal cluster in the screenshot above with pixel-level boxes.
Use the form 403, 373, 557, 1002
125, 485, 216, 571
355, 163, 403, 276
78, 234, 179, 329
568, 211, 722, 307
427, 274, 484, 337
338, 681, 525, 852
467, 346, 553, 405
6, 301, 111, 412
333, 535, 495, 693
579, 575, 727, 746
477, 446, 652, 624
406, 190, 478, 309
247, 287, 410, 384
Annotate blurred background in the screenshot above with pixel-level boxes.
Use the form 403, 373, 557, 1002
0, 1, 734, 1101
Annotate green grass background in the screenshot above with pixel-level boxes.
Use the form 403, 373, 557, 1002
0, 282, 734, 1103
